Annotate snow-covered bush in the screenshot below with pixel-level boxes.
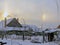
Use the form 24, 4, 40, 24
31, 36, 43, 43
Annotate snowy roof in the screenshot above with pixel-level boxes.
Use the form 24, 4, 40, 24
6, 18, 22, 27
0, 27, 29, 31
0, 18, 14, 28
56, 29, 60, 31
0, 18, 23, 31
0, 18, 22, 28
44, 29, 57, 33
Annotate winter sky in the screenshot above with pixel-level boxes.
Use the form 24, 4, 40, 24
0, 0, 60, 28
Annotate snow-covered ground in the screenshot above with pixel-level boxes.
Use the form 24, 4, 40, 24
0, 38, 59, 45
0, 35, 59, 45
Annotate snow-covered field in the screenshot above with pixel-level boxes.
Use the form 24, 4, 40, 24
0, 38, 59, 45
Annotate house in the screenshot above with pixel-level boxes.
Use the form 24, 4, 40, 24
0, 18, 34, 35
6, 18, 22, 27
0, 18, 31, 31
0, 18, 23, 31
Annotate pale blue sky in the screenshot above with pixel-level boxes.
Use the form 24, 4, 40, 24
0, 0, 60, 28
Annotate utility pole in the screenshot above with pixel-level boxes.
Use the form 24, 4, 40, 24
22, 18, 26, 41
5, 18, 7, 28
55, 0, 59, 39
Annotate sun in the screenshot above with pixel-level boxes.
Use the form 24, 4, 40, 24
3, 11, 8, 17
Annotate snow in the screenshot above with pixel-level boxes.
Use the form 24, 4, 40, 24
0, 38, 58, 45
56, 29, 60, 31
0, 18, 59, 45
31, 36, 43, 43
44, 29, 57, 33
0, 35, 59, 45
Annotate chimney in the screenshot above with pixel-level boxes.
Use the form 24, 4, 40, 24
17, 18, 19, 21
5, 18, 7, 28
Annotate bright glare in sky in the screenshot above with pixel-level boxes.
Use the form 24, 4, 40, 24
0, 0, 59, 28
3, 11, 8, 17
